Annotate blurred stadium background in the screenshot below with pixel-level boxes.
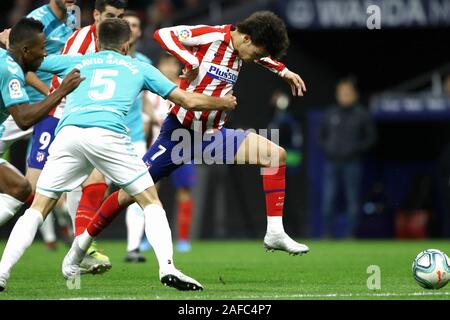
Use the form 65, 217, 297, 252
1, 0, 450, 242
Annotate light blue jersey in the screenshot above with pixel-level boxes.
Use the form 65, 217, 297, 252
26, 5, 74, 103
125, 52, 152, 143
39, 50, 177, 135
0, 49, 29, 125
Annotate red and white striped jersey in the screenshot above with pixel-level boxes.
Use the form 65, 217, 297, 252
154, 24, 287, 133
49, 24, 98, 119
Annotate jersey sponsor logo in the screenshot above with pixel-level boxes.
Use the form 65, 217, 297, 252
8, 79, 23, 99
205, 63, 238, 85
177, 29, 192, 40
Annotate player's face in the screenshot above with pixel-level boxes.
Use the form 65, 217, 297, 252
124, 16, 142, 45
237, 37, 267, 62
94, 5, 125, 24
23, 33, 47, 72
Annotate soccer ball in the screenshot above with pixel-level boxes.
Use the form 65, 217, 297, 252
412, 249, 450, 289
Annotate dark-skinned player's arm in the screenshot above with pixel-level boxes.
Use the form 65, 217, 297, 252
8, 69, 84, 130
25, 72, 50, 95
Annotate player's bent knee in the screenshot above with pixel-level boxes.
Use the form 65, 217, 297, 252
278, 147, 287, 166
133, 187, 162, 209
264, 146, 286, 168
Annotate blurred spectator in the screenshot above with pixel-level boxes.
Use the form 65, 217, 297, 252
319, 77, 377, 238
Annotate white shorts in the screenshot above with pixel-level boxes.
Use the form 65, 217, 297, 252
0, 116, 33, 156
37, 126, 153, 199
133, 140, 147, 158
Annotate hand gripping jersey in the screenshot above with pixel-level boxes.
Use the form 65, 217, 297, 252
154, 24, 287, 133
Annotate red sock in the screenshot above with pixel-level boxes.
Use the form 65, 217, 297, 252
262, 166, 286, 217
87, 191, 125, 237
177, 198, 193, 241
75, 183, 108, 236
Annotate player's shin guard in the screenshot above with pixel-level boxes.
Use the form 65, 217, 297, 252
262, 165, 286, 234
75, 183, 108, 236
0, 209, 43, 277
143, 204, 175, 272
0, 193, 25, 227
86, 191, 123, 237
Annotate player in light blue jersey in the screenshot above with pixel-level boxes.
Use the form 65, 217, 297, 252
26, 0, 77, 103
0, 18, 236, 292
123, 11, 153, 263
0, 18, 82, 241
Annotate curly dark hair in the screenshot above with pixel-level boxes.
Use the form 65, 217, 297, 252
236, 11, 290, 59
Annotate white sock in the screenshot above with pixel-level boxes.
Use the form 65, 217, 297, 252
143, 204, 175, 273
39, 212, 57, 243
77, 229, 93, 251
267, 216, 285, 234
66, 188, 82, 233
0, 208, 43, 277
126, 203, 145, 252
0, 193, 24, 227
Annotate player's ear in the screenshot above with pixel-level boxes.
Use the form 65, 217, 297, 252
243, 34, 251, 45
121, 41, 130, 55
93, 9, 101, 24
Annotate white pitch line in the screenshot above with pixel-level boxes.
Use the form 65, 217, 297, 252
187, 291, 450, 299
59, 291, 450, 300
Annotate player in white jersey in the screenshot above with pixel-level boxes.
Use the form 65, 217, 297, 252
0, 18, 236, 292
90, 11, 310, 258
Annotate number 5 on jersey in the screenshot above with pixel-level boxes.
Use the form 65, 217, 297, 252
88, 69, 118, 100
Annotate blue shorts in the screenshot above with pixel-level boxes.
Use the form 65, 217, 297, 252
27, 116, 59, 169
142, 114, 249, 184
171, 163, 196, 189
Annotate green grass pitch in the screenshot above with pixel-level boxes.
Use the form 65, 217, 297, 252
0, 240, 449, 300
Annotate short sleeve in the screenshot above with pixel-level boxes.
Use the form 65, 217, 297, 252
140, 62, 177, 99
0, 59, 29, 107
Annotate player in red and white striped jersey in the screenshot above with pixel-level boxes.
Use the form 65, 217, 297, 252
90, 11, 310, 259
153, 22, 294, 133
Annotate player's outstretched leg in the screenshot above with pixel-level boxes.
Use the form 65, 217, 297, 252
235, 132, 309, 255
262, 166, 309, 255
